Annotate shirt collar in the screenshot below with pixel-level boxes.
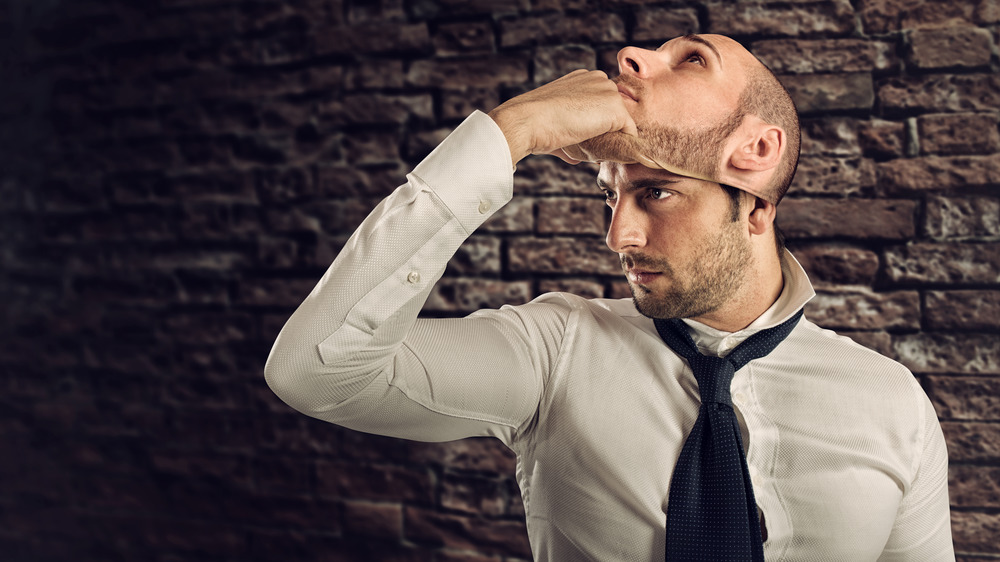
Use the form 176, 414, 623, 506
681, 249, 816, 357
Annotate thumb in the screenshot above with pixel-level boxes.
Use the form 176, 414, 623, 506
618, 112, 638, 138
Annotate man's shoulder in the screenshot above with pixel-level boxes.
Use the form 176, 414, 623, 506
790, 317, 916, 383
526, 292, 643, 317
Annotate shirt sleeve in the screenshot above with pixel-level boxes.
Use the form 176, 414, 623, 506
877, 383, 955, 561
263, 111, 556, 445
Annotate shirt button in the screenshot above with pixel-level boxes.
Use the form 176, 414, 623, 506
478, 199, 491, 214
406, 271, 420, 284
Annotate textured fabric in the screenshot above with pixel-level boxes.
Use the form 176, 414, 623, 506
656, 310, 803, 561
264, 111, 955, 561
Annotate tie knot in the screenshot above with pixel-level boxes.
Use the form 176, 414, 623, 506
689, 354, 735, 406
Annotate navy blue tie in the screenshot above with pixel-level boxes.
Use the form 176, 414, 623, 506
654, 309, 803, 561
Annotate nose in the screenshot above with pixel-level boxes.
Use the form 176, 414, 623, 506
606, 199, 647, 254
617, 46, 657, 79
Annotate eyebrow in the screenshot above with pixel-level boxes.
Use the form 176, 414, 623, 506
679, 34, 722, 68
597, 177, 680, 194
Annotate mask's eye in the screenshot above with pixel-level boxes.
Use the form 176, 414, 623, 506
684, 52, 705, 65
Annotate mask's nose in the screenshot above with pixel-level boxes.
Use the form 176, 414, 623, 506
617, 46, 656, 79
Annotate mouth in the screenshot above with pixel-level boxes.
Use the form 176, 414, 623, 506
626, 268, 662, 285
616, 84, 638, 103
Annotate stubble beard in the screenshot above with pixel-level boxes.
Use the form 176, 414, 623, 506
624, 219, 754, 320
574, 75, 747, 181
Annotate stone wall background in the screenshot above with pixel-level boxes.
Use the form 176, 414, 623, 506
1, 0, 998, 560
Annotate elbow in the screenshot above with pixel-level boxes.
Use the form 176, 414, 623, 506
263, 336, 324, 416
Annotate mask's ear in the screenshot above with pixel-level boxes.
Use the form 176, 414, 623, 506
716, 115, 787, 204
730, 121, 784, 173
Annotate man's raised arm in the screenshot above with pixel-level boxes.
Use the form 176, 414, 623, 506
263, 70, 636, 442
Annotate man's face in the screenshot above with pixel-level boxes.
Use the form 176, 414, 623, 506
598, 163, 753, 320
576, 34, 750, 183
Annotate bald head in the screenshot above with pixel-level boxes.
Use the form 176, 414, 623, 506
564, 34, 800, 204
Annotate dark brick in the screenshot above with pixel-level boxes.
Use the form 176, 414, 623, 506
942, 422, 1000, 462
440, 474, 507, 516
533, 45, 597, 84
951, 511, 1000, 555
500, 13, 625, 48
322, 94, 434, 127
481, 197, 534, 233
316, 462, 433, 503
539, 279, 605, 299
878, 73, 1000, 114
342, 500, 403, 538
447, 236, 502, 275
909, 26, 993, 69
753, 39, 895, 74
424, 278, 532, 312
709, 2, 855, 37
926, 291, 1000, 331
536, 197, 605, 235
877, 155, 1000, 194
407, 57, 529, 89
633, 7, 699, 42
513, 158, 601, 196
950, 465, 1000, 508
840, 330, 893, 357
433, 21, 495, 55
924, 196, 1000, 240
806, 289, 920, 330
344, 59, 405, 90
789, 245, 880, 286
779, 198, 917, 240
787, 156, 876, 197
442, 88, 501, 119
509, 236, 619, 275
342, 131, 401, 165
858, 119, 907, 159
893, 333, 1000, 374
779, 73, 875, 114
800, 117, 861, 157
859, 0, 975, 34
404, 506, 531, 557
885, 243, 1000, 285
347, 0, 405, 23
239, 278, 317, 307
412, 0, 529, 18
317, 166, 402, 199
918, 112, 1000, 156
317, 22, 430, 55
407, 437, 516, 473
926, 375, 1000, 420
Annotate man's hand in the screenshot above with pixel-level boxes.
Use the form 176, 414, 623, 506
488, 70, 638, 167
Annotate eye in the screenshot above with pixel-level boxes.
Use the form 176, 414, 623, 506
684, 52, 705, 66
602, 189, 617, 205
648, 188, 671, 200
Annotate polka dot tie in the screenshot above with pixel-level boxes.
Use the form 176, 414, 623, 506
654, 309, 803, 561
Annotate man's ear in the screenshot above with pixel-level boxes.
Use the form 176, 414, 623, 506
747, 196, 776, 237
730, 122, 784, 173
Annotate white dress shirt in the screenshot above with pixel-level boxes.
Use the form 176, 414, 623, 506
265, 111, 954, 561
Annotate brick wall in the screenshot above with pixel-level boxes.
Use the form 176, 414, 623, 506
1, 0, 997, 560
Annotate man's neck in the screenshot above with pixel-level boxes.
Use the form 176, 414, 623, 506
690, 252, 785, 333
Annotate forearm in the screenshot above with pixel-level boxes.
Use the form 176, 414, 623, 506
264, 111, 514, 422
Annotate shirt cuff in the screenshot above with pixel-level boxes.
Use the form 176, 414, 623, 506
408, 110, 514, 234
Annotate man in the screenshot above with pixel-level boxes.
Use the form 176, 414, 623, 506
265, 34, 954, 560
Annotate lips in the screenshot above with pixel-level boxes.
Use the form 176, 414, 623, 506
617, 84, 638, 102
626, 269, 662, 285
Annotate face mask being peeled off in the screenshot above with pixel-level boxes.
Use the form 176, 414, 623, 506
560, 129, 775, 205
